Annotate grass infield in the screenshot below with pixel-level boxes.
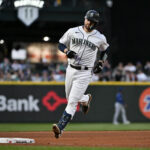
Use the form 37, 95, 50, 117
0, 123, 150, 150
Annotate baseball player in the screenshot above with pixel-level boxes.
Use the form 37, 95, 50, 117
52, 10, 109, 138
113, 87, 130, 125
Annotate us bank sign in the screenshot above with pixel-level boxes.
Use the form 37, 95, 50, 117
14, 0, 44, 26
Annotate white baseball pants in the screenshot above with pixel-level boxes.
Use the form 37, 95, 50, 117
65, 65, 92, 117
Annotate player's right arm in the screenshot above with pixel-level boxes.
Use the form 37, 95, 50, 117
58, 28, 77, 59
58, 43, 77, 58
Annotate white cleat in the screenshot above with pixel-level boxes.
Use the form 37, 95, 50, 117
113, 122, 119, 125
123, 121, 130, 125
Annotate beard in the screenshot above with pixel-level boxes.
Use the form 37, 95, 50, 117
84, 24, 93, 31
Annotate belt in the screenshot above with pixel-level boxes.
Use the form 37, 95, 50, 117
70, 64, 88, 70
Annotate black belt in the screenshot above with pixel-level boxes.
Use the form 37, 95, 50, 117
70, 64, 88, 70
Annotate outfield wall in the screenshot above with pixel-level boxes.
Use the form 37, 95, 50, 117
0, 82, 150, 123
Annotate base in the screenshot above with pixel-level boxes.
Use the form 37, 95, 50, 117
0, 138, 35, 143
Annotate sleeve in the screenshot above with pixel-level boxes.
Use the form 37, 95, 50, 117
59, 28, 72, 48
99, 35, 109, 51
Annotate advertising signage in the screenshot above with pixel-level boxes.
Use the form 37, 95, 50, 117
0, 82, 150, 122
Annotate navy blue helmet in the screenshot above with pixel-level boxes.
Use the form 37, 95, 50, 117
84, 10, 100, 23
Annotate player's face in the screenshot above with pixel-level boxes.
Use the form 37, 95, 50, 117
84, 18, 95, 32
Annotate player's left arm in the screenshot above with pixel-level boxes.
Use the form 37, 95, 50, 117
99, 35, 109, 62
99, 47, 109, 62
93, 36, 109, 74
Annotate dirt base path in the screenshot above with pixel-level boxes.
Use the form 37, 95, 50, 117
0, 131, 150, 148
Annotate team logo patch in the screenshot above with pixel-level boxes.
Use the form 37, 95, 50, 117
90, 13, 94, 17
139, 88, 150, 119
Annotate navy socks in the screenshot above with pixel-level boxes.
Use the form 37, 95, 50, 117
57, 111, 72, 131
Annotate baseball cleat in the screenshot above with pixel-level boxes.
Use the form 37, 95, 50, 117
52, 124, 62, 139
113, 121, 119, 125
123, 121, 130, 125
82, 94, 92, 114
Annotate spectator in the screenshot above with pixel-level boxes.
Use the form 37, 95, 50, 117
102, 60, 112, 81
52, 71, 65, 81
4, 72, 11, 81
20, 60, 28, 71
0, 71, 4, 81
136, 61, 143, 73
31, 73, 42, 82
124, 62, 137, 81
144, 61, 150, 81
11, 60, 21, 71
144, 61, 150, 76
11, 71, 19, 81
124, 71, 137, 82
24, 68, 32, 81
92, 74, 99, 81
136, 70, 147, 82
112, 62, 124, 81
124, 62, 136, 72
41, 70, 51, 81
18, 70, 26, 81
0, 58, 11, 73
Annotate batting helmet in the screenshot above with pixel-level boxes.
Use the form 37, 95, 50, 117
84, 10, 100, 23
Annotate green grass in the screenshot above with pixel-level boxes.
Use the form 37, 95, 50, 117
0, 146, 150, 150
68, 123, 150, 131
0, 123, 150, 132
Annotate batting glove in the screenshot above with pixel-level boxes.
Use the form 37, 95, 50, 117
66, 50, 77, 59
93, 60, 103, 74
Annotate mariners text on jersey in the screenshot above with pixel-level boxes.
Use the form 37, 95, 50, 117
72, 38, 97, 51
59, 25, 109, 67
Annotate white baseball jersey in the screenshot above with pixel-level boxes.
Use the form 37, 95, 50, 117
59, 25, 109, 67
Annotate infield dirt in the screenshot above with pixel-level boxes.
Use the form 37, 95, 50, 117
0, 131, 150, 148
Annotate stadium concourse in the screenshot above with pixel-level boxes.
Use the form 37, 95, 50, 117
0, 57, 150, 82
